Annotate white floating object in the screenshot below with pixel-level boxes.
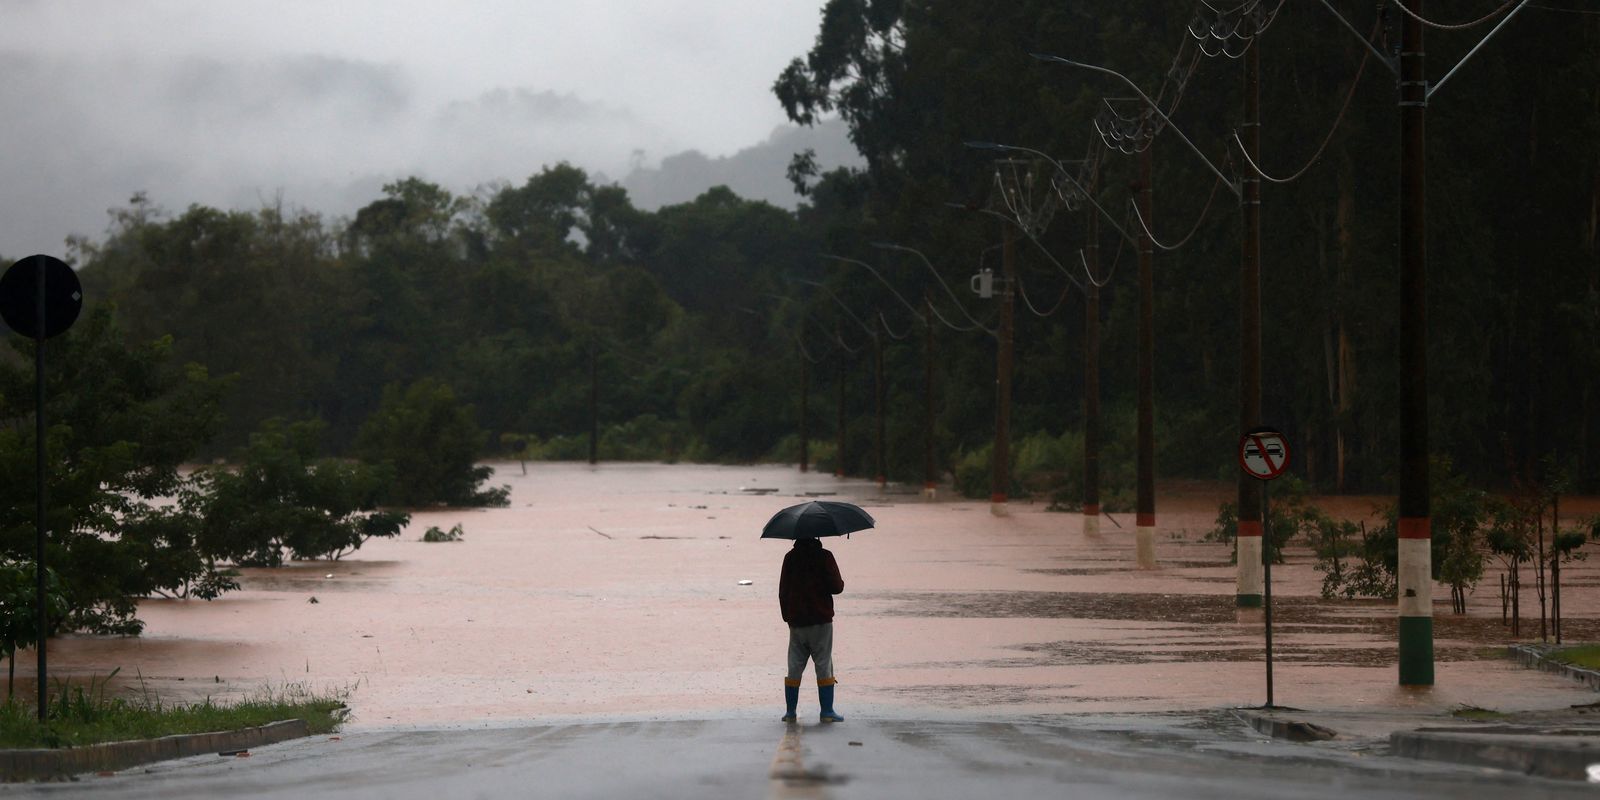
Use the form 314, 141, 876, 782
325, 574, 334, 579
737, 580, 753, 586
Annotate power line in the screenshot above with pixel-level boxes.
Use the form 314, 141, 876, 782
1390, 0, 1522, 30
1129, 170, 1227, 252
1230, 18, 1376, 184
1016, 273, 1072, 317
871, 242, 999, 336
1530, 3, 1600, 14
877, 310, 915, 341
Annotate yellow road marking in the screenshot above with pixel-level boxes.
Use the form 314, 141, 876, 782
768, 724, 829, 800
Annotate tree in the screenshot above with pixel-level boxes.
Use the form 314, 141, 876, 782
192, 419, 410, 566
354, 379, 508, 507
0, 564, 67, 697
0, 307, 230, 635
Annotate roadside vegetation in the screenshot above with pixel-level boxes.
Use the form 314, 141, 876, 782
0, 673, 345, 749
1548, 646, 1600, 671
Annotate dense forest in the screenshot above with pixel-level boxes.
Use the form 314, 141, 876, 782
12, 0, 1600, 501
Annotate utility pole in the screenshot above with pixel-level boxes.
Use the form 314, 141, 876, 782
1135, 144, 1157, 568
835, 322, 847, 478
873, 321, 886, 489
924, 289, 937, 498
1397, 1, 1433, 687
1237, 22, 1265, 607
1083, 163, 1102, 538
588, 346, 598, 465
992, 223, 1017, 516
798, 321, 810, 473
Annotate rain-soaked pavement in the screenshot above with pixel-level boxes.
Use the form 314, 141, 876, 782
11, 464, 1600, 795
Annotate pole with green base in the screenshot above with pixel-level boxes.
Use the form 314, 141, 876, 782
1397, 1, 1434, 688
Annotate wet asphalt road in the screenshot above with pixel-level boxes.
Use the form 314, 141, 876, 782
5, 713, 1589, 799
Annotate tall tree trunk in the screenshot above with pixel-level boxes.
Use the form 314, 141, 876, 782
1537, 507, 1548, 641
1334, 159, 1356, 492
1553, 496, 1562, 643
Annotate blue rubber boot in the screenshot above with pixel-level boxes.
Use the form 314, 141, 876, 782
818, 683, 843, 722
783, 683, 799, 722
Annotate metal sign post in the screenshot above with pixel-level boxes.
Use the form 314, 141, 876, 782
1239, 426, 1289, 709
0, 255, 83, 722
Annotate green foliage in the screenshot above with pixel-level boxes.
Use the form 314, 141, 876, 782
0, 564, 68, 686
192, 419, 410, 566
1326, 459, 1491, 606
952, 443, 994, 500
0, 307, 230, 635
49, 2, 1600, 499
1205, 478, 1351, 566
1550, 645, 1600, 671
355, 380, 508, 507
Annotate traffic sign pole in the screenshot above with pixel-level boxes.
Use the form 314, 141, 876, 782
33, 255, 46, 723
1262, 477, 1274, 708
1239, 427, 1288, 708
0, 254, 84, 723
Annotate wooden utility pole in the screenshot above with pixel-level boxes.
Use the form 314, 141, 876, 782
873, 323, 886, 488
1396, 1, 1433, 687
991, 223, 1016, 516
1083, 165, 1102, 537
798, 322, 809, 473
1237, 26, 1265, 606
835, 323, 847, 478
924, 289, 937, 497
588, 346, 598, 465
1135, 145, 1157, 568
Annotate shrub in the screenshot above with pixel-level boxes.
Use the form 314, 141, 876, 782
421, 524, 464, 542
355, 379, 508, 507
192, 419, 411, 565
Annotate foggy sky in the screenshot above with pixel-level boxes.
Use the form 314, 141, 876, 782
0, 1, 854, 257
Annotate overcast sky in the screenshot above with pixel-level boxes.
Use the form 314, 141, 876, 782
0, 0, 836, 257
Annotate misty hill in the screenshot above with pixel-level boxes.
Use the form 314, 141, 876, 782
617, 118, 861, 211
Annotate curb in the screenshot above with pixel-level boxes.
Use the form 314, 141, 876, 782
1233, 710, 1338, 742
1390, 729, 1600, 781
0, 719, 310, 782
1510, 644, 1600, 691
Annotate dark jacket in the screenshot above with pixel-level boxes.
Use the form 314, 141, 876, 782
779, 539, 844, 627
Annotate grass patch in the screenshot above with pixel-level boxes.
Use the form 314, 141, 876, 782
0, 671, 347, 749
1548, 645, 1600, 671
1450, 706, 1508, 720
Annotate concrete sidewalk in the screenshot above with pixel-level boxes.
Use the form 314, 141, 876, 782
1237, 646, 1600, 782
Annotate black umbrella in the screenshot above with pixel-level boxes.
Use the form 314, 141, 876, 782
761, 500, 875, 540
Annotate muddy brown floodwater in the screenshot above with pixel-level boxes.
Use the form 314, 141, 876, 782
21, 464, 1600, 728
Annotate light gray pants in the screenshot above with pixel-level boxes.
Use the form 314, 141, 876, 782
785, 623, 836, 687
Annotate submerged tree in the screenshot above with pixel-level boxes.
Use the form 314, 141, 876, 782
192, 419, 411, 566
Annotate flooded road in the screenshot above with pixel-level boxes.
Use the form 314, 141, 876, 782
23, 464, 1600, 728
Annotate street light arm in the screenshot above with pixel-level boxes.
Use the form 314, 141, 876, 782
796, 278, 877, 339
868, 242, 998, 338
1030, 53, 1242, 198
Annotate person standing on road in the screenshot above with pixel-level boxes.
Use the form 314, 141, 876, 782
780, 537, 845, 723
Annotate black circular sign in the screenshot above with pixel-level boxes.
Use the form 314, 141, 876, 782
0, 255, 82, 339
